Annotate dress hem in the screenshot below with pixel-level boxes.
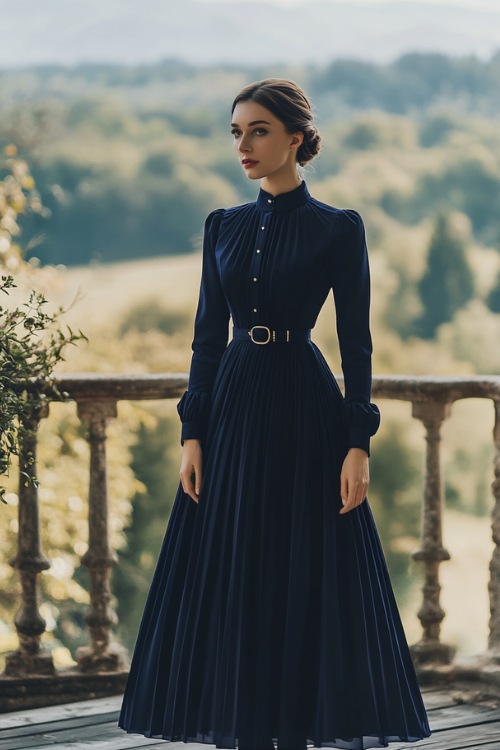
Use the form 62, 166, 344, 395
118, 723, 431, 750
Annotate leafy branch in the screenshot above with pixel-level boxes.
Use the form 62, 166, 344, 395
1, 145, 86, 502
0, 144, 47, 272
0, 275, 87, 502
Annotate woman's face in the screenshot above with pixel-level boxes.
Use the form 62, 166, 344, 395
231, 100, 303, 181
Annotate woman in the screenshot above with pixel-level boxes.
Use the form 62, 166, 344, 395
119, 79, 431, 749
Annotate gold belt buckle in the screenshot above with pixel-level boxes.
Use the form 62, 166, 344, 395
248, 325, 271, 344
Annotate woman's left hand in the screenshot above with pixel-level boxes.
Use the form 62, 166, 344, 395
339, 447, 370, 514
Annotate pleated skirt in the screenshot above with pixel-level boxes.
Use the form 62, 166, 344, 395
118, 339, 431, 749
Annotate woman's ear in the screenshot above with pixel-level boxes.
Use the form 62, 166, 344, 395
290, 132, 304, 150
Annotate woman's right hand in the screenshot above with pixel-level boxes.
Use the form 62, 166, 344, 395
180, 439, 203, 504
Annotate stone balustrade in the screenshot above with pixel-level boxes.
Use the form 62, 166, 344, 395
1, 373, 500, 711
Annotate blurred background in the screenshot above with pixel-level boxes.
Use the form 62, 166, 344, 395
1, 0, 499, 671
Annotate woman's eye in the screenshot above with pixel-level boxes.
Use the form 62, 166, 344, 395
230, 128, 267, 138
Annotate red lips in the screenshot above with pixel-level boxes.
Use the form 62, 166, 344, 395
242, 159, 258, 169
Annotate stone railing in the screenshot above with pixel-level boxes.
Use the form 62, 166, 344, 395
1, 373, 500, 711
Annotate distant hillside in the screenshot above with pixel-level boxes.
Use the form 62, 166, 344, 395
2, 53, 500, 115
1, 54, 499, 271
0, 0, 499, 67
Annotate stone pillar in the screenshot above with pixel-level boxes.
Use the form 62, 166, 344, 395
410, 399, 456, 665
5, 405, 55, 677
76, 401, 128, 672
488, 399, 500, 654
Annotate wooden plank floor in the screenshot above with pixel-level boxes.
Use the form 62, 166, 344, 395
1, 689, 499, 750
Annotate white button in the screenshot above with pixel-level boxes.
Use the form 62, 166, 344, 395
256, 249, 261, 253
267, 199, 273, 204
261, 226, 265, 230
253, 308, 258, 312
253, 277, 257, 282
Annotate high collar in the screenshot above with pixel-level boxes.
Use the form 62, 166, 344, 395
256, 180, 311, 212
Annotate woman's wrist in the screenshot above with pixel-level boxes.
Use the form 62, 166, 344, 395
348, 446, 369, 458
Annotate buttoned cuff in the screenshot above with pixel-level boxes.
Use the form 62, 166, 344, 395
180, 422, 204, 446
347, 427, 371, 457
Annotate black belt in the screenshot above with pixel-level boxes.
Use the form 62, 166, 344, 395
232, 325, 312, 345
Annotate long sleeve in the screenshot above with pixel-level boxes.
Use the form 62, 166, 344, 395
177, 208, 230, 445
331, 209, 381, 456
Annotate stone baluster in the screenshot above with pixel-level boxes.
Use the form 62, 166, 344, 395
410, 399, 456, 665
5, 405, 54, 677
488, 399, 500, 654
75, 401, 128, 672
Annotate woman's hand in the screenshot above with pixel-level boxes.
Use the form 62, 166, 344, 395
180, 439, 203, 504
339, 447, 370, 515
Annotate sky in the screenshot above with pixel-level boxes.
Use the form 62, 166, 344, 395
196, 0, 499, 7
0, 0, 499, 68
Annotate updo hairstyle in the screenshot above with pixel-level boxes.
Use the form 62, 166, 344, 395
231, 78, 321, 167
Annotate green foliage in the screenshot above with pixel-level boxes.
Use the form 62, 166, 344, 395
382, 271, 421, 341
0, 148, 87, 502
368, 424, 422, 600
0, 276, 86, 502
416, 214, 474, 339
312, 51, 500, 116
0, 145, 46, 271
343, 121, 380, 150
487, 271, 500, 314
419, 112, 458, 147
4, 53, 500, 116
113, 415, 178, 652
437, 299, 500, 373
140, 151, 174, 178
381, 157, 500, 246
1, 53, 499, 266
426, 161, 500, 245
30, 157, 229, 264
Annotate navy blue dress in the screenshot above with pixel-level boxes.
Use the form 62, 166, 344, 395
119, 181, 431, 749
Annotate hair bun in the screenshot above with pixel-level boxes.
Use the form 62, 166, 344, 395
298, 126, 321, 166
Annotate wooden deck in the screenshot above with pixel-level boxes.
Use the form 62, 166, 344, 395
1, 689, 500, 750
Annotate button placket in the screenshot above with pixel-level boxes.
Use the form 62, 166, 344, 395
250, 206, 273, 318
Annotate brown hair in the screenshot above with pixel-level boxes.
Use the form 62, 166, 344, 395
231, 78, 321, 167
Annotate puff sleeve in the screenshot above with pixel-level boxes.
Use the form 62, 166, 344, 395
177, 208, 230, 445
331, 209, 381, 456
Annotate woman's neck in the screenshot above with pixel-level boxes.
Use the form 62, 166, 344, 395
260, 172, 302, 197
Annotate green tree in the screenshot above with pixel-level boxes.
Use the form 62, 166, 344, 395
114, 416, 178, 653
0, 148, 86, 500
419, 112, 457, 147
368, 426, 422, 600
487, 270, 500, 314
416, 214, 474, 339
343, 121, 380, 150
